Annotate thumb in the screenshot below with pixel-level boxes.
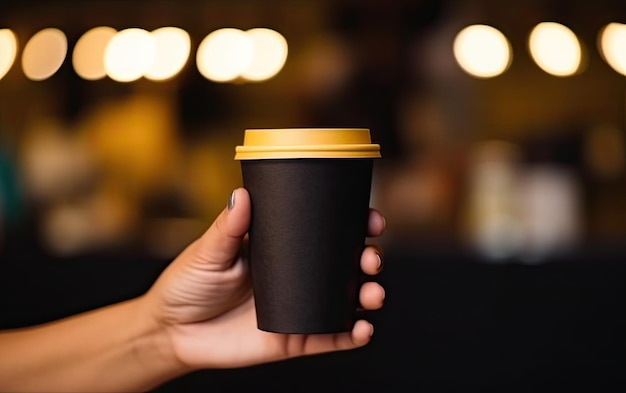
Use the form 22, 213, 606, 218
194, 188, 251, 270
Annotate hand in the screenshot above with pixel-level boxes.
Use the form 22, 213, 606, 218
144, 188, 386, 371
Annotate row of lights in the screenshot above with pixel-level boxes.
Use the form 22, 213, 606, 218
2, 22, 625, 83
454, 22, 626, 78
0, 26, 288, 83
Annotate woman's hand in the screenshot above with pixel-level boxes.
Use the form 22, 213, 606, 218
144, 187, 386, 371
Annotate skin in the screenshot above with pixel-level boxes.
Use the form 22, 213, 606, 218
0, 188, 386, 392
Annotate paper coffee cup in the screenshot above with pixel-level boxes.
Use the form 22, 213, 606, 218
235, 128, 380, 334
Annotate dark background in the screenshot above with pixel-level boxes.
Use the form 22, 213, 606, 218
2, 241, 625, 391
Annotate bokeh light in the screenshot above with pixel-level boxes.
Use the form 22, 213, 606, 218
22, 28, 68, 81
145, 27, 191, 81
0, 29, 18, 80
598, 23, 626, 76
196, 28, 253, 82
72, 26, 117, 80
240, 28, 288, 82
528, 22, 582, 77
104, 28, 156, 82
453, 24, 512, 78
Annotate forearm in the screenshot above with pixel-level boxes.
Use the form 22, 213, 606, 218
0, 295, 190, 392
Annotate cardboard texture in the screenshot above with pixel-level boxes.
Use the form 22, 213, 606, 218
241, 158, 373, 333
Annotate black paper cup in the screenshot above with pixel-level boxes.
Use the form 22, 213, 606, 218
235, 128, 381, 334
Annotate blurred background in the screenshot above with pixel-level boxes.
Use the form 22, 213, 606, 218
1, 0, 626, 391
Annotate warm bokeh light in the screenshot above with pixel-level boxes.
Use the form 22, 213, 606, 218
599, 23, 626, 76
22, 28, 68, 81
453, 24, 511, 78
72, 26, 117, 80
104, 28, 156, 82
196, 28, 253, 82
240, 28, 288, 82
0, 29, 18, 80
145, 27, 191, 81
528, 22, 582, 77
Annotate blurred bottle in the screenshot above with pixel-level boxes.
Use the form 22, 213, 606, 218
463, 140, 524, 261
518, 165, 582, 262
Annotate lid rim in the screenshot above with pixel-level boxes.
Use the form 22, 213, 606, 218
235, 153, 381, 160
235, 128, 381, 160
235, 144, 380, 152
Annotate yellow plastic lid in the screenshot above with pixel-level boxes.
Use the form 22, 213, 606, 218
234, 128, 381, 160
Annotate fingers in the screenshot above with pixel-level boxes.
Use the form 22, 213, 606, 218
367, 208, 386, 237
296, 320, 374, 356
193, 188, 251, 270
360, 239, 385, 311
360, 246, 383, 276
351, 320, 375, 346
359, 281, 385, 310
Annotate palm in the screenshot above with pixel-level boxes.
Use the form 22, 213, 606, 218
166, 295, 287, 368
160, 254, 361, 369
169, 294, 371, 370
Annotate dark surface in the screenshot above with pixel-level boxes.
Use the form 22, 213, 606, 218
1, 239, 625, 392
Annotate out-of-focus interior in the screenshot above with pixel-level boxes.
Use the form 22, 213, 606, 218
1, 0, 626, 391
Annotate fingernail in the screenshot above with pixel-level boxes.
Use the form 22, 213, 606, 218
227, 190, 236, 210
381, 215, 387, 231
376, 253, 383, 271
381, 287, 385, 302
369, 323, 374, 337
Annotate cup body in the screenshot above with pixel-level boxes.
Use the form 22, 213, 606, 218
235, 128, 380, 334
241, 158, 373, 333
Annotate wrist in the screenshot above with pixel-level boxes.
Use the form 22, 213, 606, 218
128, 295, 193, 389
